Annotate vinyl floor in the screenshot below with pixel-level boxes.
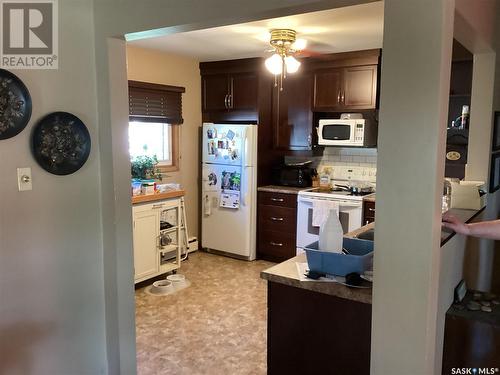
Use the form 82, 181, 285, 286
135, 251, 274, 375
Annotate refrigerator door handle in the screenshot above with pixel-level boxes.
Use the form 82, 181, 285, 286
241, 165, 249, 207
241, 128, 247, 168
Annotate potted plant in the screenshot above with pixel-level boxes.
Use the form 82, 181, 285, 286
131, 155, 163, 181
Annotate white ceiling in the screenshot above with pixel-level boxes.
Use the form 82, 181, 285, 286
129, 2, 384, 62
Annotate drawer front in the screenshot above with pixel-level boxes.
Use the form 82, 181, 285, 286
363, 201, 376, 224
258, 230, 296, 259
259, 191, 297, 208
258, 205, 296, 232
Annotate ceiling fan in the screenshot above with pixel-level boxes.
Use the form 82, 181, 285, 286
264, 28, 324, 90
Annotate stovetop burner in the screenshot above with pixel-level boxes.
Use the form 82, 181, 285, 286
330, 188, 373, 196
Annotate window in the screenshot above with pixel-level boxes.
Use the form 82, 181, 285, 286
128, 80, 185, 172
129, 121, 173, 165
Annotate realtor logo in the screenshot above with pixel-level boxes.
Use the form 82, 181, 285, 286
0, 0, 58, 69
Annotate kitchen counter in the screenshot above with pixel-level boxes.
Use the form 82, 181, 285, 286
261, 206, 485, 306
363, 193, 376, 202
131, 190, 185, 204
441, 206, 486, 245
261, 253, 372, 304
344, 206, 485, 247
257, 185, 310, 194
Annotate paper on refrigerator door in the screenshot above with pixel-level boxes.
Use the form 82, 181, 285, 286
219, 169, 241, 209
220, 190, 240, 209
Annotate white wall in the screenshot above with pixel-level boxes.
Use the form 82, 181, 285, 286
126, 46, 202, 239
0, 1, 108, 374
371, 0, 454, 373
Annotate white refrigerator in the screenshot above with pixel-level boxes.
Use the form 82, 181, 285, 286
201, 123, 257, 260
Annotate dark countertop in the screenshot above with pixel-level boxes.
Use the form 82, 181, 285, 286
363, 193, 376, 202
440, 207, 486, 245
261, 205, 486, 305
257, 185, 311, 194
261, 253, 372, 304
345, 207, 485, 247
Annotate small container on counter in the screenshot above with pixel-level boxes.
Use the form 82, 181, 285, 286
141, 180, 156, 195
131, 180, 142, 196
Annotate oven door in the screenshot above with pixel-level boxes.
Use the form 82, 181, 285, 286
318, 122, 355, 146
296, 196, 362, 254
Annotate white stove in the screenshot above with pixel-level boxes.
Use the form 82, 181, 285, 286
296, 166, 376, 254
298, 189, 371, 202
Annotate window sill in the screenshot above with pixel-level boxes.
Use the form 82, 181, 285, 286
159, 164, 179, 173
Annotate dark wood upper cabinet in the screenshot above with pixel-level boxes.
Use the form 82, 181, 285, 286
230, 72, 258, 111
272, 72, 313, 151
313, 64, 377, 111
200, 59, 259, 116
343, 65, 377, 109
202, 74, 230, 112
313, 69, 343, 111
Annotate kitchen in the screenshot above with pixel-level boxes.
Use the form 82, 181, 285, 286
125, 3, 498, 375
3, 0, 500, 374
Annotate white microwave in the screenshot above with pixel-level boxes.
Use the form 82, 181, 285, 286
317, 119, 377, 147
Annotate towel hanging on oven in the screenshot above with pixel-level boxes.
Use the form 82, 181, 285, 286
312, 200, 339, 227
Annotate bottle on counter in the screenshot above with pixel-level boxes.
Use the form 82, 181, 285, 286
319, 167, 332, 191
319, 209, 343, 253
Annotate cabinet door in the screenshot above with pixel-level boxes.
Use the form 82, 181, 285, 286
133, 209, 159, 281
230, 72, 258, 111
342, 65, 377, 109
202, 74, 229, 111
273, 73, 313, 150
313, 68, 343, 110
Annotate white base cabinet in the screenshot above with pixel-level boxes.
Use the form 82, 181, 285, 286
133, 197, 185, 284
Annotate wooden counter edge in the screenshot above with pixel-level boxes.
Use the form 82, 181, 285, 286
131, 190, 185, 204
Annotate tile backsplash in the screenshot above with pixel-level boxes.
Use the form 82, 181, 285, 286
284, 147, 377, 172
320, 147, 377, 169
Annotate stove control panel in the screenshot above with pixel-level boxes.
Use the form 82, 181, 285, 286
330, 166, 377, 183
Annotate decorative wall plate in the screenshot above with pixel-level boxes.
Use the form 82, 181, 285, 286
0, 69, 32, 140
32, 112, 91, 175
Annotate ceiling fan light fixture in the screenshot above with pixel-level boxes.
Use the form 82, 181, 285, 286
265, 53, 283, 75
285, 56, 300, 73
265, 28, 304, 90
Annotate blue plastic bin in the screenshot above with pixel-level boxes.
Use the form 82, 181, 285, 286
304, 237, 374, 277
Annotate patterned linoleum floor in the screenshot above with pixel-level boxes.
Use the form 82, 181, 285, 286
135, 251, 274, 375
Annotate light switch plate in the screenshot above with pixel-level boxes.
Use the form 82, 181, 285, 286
17, 167, 32, 191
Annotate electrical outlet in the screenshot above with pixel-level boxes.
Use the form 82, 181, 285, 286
17, 167, 32, 191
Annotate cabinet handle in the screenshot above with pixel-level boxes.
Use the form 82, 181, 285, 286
341, 90, 345, 103
228, 94, 233, 109
337, 89, 341, 104
224, 94, 228, 109
368, 208, 375, 212
270, 217, 284, 221
152, 203, 164, 209
365, 220, 370, 225
270, 241, 283, 247
270, 198, 284, 202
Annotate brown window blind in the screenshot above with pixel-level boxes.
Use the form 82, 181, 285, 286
128, 80, 185, 124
